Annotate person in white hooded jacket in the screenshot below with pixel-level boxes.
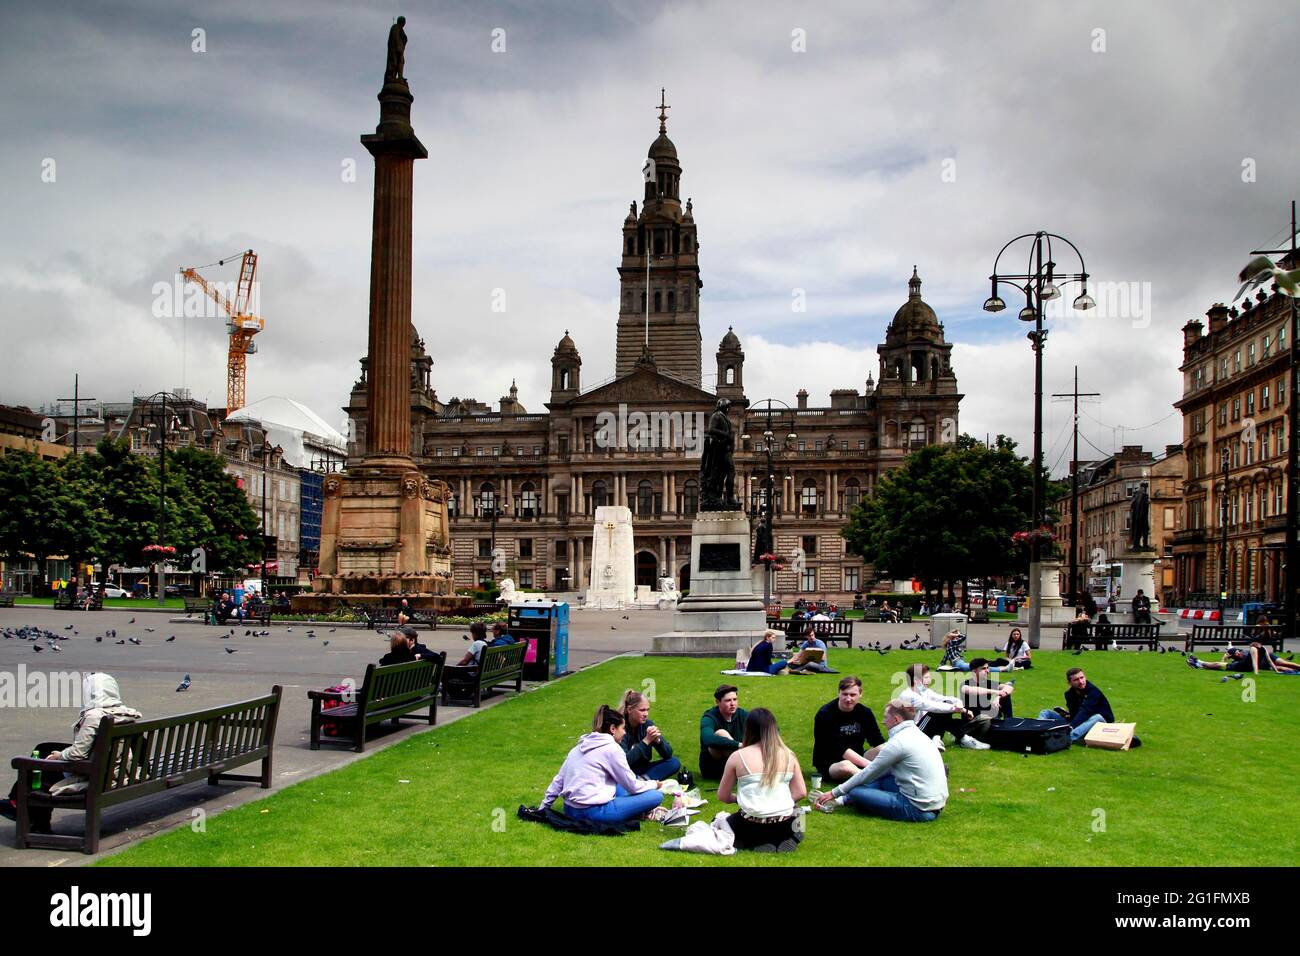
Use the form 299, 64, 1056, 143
540, 704, 666, 824
1, 673, 142, 832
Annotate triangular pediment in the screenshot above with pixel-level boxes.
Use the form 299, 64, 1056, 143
564, 366, 719, 408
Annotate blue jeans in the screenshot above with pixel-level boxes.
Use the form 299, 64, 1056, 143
563, 784, 663, 824
641, 757, 682, 781
843, 773, 939, 822
1037, 710, 1105, 742
768, 660, 788, 675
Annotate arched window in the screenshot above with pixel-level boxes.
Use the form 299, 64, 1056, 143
667, 290, 675, 312
638, 480, 654, 516
683, 479, 698, 516
640, 291, 646, 313
626, 237, 634, 255
683, 235, 691, 252
843, 478, 862, 510
801, 479, 819, 513
520, 482, 538, 517
931, 357, 940, 380
591, 480, 608, 509
683, 290, 691, 310
478, 482, 496, 516
724, 365, 735, 385
654, 291, 662, 312
559, 369, 570, 390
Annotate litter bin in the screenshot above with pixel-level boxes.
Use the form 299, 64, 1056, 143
509, 601, 571, 681
930, 612, 968, 644
996, 595, 1019, 613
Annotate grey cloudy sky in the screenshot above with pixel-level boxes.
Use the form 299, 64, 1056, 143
2, 0, 1297, 473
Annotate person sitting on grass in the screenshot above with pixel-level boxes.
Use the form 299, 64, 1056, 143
787, 631, 831, 673
899, 662, 991, 750
1036, 667, 1126, 745
1002, 628, 1032, 669
718, 707, 807, 852
1188, 642, 1300, 674
0, 673, 143, 833
539, 704, 665, 824
812, 701, 947, 822
618, 688, 681, 781
939, 629, 971, 671
812, 676, 885, 783
700, 685, 748, 779
961, 658, 1015, 719
746, 629, 789, 675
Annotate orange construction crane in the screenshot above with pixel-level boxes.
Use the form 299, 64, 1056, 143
179, 249, 263, 411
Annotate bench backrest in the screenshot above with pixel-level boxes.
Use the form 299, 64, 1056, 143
1190, 624, 1270, 641
360, 657, 444, 711
479, 641, 527, 682
1092, 624, 1161, 638
91, 687, 282, 807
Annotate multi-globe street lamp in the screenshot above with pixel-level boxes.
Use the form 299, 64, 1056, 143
983, 232, 1095, 648
741, 399, 798, 607
137, 391, 190, 606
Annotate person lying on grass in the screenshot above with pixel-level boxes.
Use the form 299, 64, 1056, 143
1188, 642, 1300, 674
539, 704, 666, 824
717, 707, 807, 852
812, 700, 947, 823
618, 688, 681, 781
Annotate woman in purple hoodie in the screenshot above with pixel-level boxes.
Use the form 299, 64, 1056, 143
540, 705, 666, 823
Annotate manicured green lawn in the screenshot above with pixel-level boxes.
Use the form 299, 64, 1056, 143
99, 651, 1299, 867
15, 597, 185, 610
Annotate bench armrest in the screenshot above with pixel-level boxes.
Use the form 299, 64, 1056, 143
12, 754, 95, 775
308, 689, 347, 702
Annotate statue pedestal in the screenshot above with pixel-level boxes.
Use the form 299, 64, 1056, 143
585, 506, 635, 609
1115, 548, 1157, 615
1018, 559, 1078, 628
652, 511, 767, 655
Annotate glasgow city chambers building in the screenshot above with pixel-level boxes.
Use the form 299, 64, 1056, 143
343, 107, 962, 602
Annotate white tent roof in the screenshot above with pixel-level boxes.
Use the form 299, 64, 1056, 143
226, 396, 347, 469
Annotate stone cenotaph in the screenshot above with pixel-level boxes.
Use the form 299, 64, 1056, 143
652, 400, 767, 654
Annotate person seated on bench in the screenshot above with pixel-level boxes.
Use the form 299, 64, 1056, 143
879, 600, 898, 623
490, 621, 520, 647
618, 689, 681, 781
961, 659, 1015, 720
379, 631, 417, 666
1037, 668, 1115, 745
787, 632, 831, 673
939, 629, 972, 671
746, 629, 789, 675
899, 662, 991, 750
0, 673, 142, 832
1131, 589, 1153, 625
539, 704, 665, 824
396, 625, 439, 664
215, 591, 235, 625
397, 598, 413, 627
1000, 628, 1032, 670
718, 707, 807, 852
454, 621, 491, 667
813, 676, 885, 783
1189, 642, 1300, 674
700, 685, 748, 779
812, 701, 947, 822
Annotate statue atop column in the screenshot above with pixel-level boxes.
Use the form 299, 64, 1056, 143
1129, 481, 1150, 550
699, 399, 739, 511
385, 16, 408, 82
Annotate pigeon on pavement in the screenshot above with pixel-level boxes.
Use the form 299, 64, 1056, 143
176, 674, 191, 692
224, 647, 238, 654
166, 635, 176, 642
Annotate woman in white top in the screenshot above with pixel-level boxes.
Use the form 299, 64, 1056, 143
717, 707, 807, 852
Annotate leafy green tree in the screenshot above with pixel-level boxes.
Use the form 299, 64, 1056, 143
47, 453, 109, 581
89, 438, 160, 568
169, 446, 261, 573
0, 451, 59, 590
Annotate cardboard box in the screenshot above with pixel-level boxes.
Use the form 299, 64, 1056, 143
1084, 722, 1137, 751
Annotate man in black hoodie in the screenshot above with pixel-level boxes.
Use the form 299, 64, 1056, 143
1037, 667, 1116, 745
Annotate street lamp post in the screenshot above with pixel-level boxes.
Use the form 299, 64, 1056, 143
984, 232, 1095, 648
253, 440, 276, 601
741, 399, 797, 607
1219, 445, 1231, 628
139, 391, 180, 607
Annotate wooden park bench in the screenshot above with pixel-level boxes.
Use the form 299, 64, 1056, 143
10, 686, 282, 854
308, 657, 445, 753
1064, 622, 1163, 651
1186, 624, 1283, 653
441, 641, 527, 708
969, 606, 990, 624
53, 590, 103, 611
898, 606, 913, 623
862, 607, 881, 623
767, 616, 855, 648
0, 591, 18, 608
240, 601, 273, 626
361, 606, 438, 630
